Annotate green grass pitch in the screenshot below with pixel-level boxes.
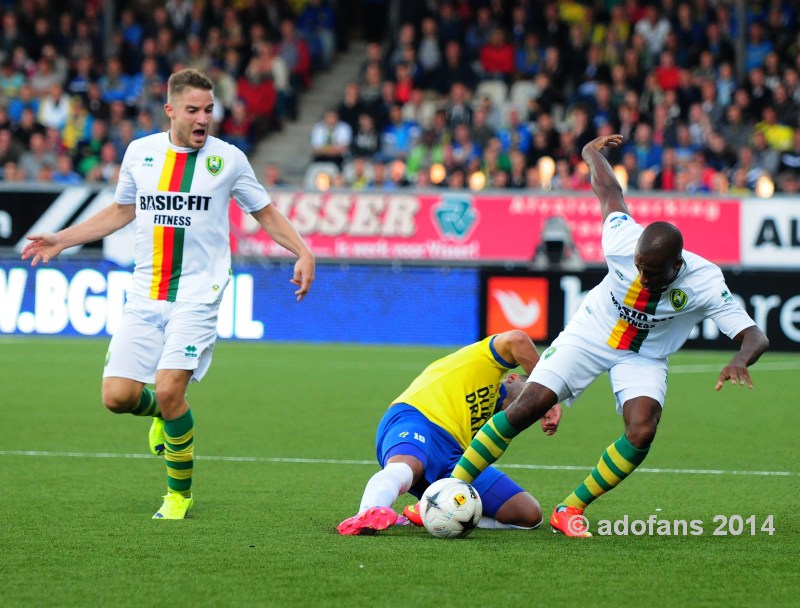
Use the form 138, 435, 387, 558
0, 337, 797, 607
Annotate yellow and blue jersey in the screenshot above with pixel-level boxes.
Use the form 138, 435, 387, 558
391, 336, 516, 449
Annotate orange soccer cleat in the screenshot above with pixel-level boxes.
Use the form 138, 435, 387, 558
402, 502, 423, 527
550, 505, 592, 538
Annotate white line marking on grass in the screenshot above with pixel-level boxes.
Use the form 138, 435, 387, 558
0, 450, 795, 476
669, 361, 800, 373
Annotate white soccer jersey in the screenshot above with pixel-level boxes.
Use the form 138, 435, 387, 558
566, 212, 756, 359
114, 132, 270, 303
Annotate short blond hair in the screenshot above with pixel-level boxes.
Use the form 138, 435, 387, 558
167, 69, 214, 104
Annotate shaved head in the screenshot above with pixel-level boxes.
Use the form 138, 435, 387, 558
634, 222, 684, 292
638, 221, 683, 259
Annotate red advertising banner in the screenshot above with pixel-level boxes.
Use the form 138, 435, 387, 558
229, 191, 741, 265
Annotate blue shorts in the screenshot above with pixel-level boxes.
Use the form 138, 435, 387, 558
375, 404, 525, 518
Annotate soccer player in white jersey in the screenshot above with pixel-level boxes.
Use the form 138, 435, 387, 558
451, 134, 769, 537
22, 69, 315, 519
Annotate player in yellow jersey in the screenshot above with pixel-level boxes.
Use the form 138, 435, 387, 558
337, 330, 562, 535
22, 69, 315, 519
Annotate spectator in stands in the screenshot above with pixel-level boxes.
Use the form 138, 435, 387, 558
634, 4, 671, 62
19, 131, 56, 181
417, 17, 442, 89
222, 99, 255, 154
406, 128, 445, 182
37, 82, 70, 131
237, 57, 277, 138
435, 40, 477, 96
51, 153, 83, 184
0, 127, 22, 167
85, 140, 120, 183
297, 0, 336, 70
444, 81, 473, 129
497, 106, 532, 155
0, 59, 24, 98
380, 103, 419, 162
257, 41, 294, 123
350, 112, 381, 159
755, 105, 794, 152
778, 129, 800, 176
750, 130, 781, 177
278, 19, 312, 92
479, 28, 514, 82
310, 107, 352, 167
338, 81, 367, 134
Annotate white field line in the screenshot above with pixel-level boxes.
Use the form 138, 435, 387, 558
0, 450, 795, 477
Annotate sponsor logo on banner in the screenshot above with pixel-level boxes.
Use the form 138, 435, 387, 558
486, 276, 548, 340
741, 199, 800, 267
431, 195, 478, 240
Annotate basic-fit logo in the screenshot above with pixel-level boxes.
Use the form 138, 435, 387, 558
432, 196, 478, 240
486, 276, 548, 340
184, 345, 198, 358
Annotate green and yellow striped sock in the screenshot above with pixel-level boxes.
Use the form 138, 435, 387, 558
164, 409, 194, 497
451, 411, 520, 483
562, 434, 650, 509
129, 387, 160, 417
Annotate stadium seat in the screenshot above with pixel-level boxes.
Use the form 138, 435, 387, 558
475, 80, 508, 109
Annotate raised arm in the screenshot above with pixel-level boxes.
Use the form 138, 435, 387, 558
581, 134, 629, 221
21, 202, 136, 266
251, 203, 316, 301
714, 325, 770, 390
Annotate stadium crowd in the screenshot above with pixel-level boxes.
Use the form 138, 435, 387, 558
0, 0, 339, 183
311, 0, 800, 195
2, 0, 800, 196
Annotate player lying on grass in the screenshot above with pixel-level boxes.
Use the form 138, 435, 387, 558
337, 330, 562, 535
451, 134, 769, 538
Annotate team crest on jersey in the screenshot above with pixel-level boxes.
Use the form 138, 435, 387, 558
669, 289, 688, 311
206, 155, 224, 175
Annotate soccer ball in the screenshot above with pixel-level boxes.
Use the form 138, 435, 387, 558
419, 478, 482, 539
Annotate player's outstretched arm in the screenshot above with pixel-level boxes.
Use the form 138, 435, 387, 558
251, 204, 315, 301
582, 134, 629, 221
21, 202, 135, 266
714, 325, 769, 391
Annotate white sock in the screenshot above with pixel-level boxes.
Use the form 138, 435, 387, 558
478, 516, 538, 530
358, 462, 414, 513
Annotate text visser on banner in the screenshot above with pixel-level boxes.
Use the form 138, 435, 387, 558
229, 191, 742, 265
481, 269, 800, 352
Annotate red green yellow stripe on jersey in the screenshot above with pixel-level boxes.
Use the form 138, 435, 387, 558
158, 149, 198, 192
150, 225, 185, 301
607, 279, 661, 352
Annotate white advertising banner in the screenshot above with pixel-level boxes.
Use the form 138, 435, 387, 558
741, 199, 800, 268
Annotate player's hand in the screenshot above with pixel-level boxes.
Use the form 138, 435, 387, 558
540, 403, 562, 436
582, 134, 624, 156
21, 233, 64, 266
714, 363, 753, 390
290, 253, 315, 301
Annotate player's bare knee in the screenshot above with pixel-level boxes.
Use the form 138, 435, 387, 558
101, 384, 137, 414
625, 423, 658, 449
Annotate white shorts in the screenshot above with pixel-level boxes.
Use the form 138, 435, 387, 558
529, 331, 668, 414
103, 295, 220, 385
